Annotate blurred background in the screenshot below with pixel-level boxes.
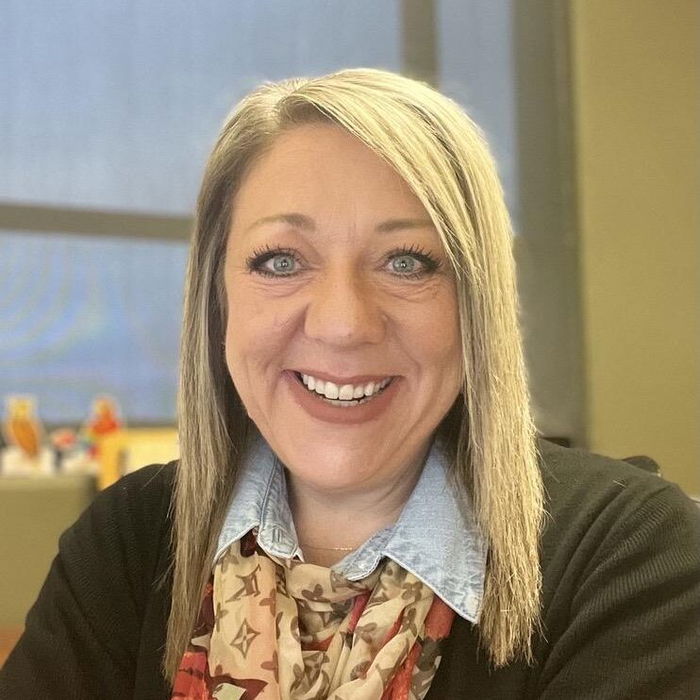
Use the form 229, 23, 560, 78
0, 0, 698, 653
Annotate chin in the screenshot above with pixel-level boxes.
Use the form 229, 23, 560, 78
292, 458, 376, 492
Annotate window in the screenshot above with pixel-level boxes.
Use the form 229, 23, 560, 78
0, 231, 187, 424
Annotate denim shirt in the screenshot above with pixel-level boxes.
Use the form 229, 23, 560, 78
215, 430, 487, 623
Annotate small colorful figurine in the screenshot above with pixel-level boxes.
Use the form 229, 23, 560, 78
83, 396, 122, 443
81, 396, 126, 489
3, 395, 43, 461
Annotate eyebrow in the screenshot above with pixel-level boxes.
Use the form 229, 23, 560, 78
244, 212, 435, 234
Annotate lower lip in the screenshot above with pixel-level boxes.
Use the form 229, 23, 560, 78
282, 371, 401, 425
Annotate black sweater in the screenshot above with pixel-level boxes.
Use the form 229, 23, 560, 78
1, 439, 699, 699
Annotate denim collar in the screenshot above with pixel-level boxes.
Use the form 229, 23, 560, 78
215, 430, 487, 623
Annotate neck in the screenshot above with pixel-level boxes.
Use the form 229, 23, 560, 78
286, 448, 428, 567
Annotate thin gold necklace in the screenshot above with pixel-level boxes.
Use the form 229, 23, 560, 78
299, 542, 356, 552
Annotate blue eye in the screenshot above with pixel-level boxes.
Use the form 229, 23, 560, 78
267, 253, 296, 274
391, 255, 418, 274
387, 246, 440, 279
246, 247, 300, 277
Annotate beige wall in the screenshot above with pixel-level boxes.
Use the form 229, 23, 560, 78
571, 0, 699, 495
123, 428, 179, 474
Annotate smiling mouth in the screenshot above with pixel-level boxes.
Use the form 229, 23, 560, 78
293, 371, 394, 407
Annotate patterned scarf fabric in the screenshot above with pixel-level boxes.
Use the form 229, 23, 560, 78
173, 531, 455, 699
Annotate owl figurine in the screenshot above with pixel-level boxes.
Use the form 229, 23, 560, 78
3, 395, 44, 460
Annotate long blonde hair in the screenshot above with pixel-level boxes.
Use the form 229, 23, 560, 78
165, 68, 544, 679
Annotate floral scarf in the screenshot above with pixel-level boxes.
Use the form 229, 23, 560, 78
172, 531, 455, 699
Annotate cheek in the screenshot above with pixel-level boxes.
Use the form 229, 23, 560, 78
422, 302, 462, 392
224, 279, 263, 384
224, 312, 273, 415
224, 283, 298, 373
398, 288, 461, 359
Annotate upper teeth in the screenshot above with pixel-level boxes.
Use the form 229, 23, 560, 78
301, 374, 392, 400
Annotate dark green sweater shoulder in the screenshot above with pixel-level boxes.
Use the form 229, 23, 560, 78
431, 439, 700, 699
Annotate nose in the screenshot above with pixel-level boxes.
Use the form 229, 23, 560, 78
303, 269, 386, 347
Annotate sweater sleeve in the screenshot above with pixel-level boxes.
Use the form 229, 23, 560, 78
0, 464, 174, 699
535, 480, 700, 699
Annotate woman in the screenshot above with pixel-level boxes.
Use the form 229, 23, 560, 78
2, 68, 699, 699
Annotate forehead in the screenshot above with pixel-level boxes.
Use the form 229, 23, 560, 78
230, 124, 429, 231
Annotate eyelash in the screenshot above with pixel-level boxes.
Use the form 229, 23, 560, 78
245, 244, 441, 280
